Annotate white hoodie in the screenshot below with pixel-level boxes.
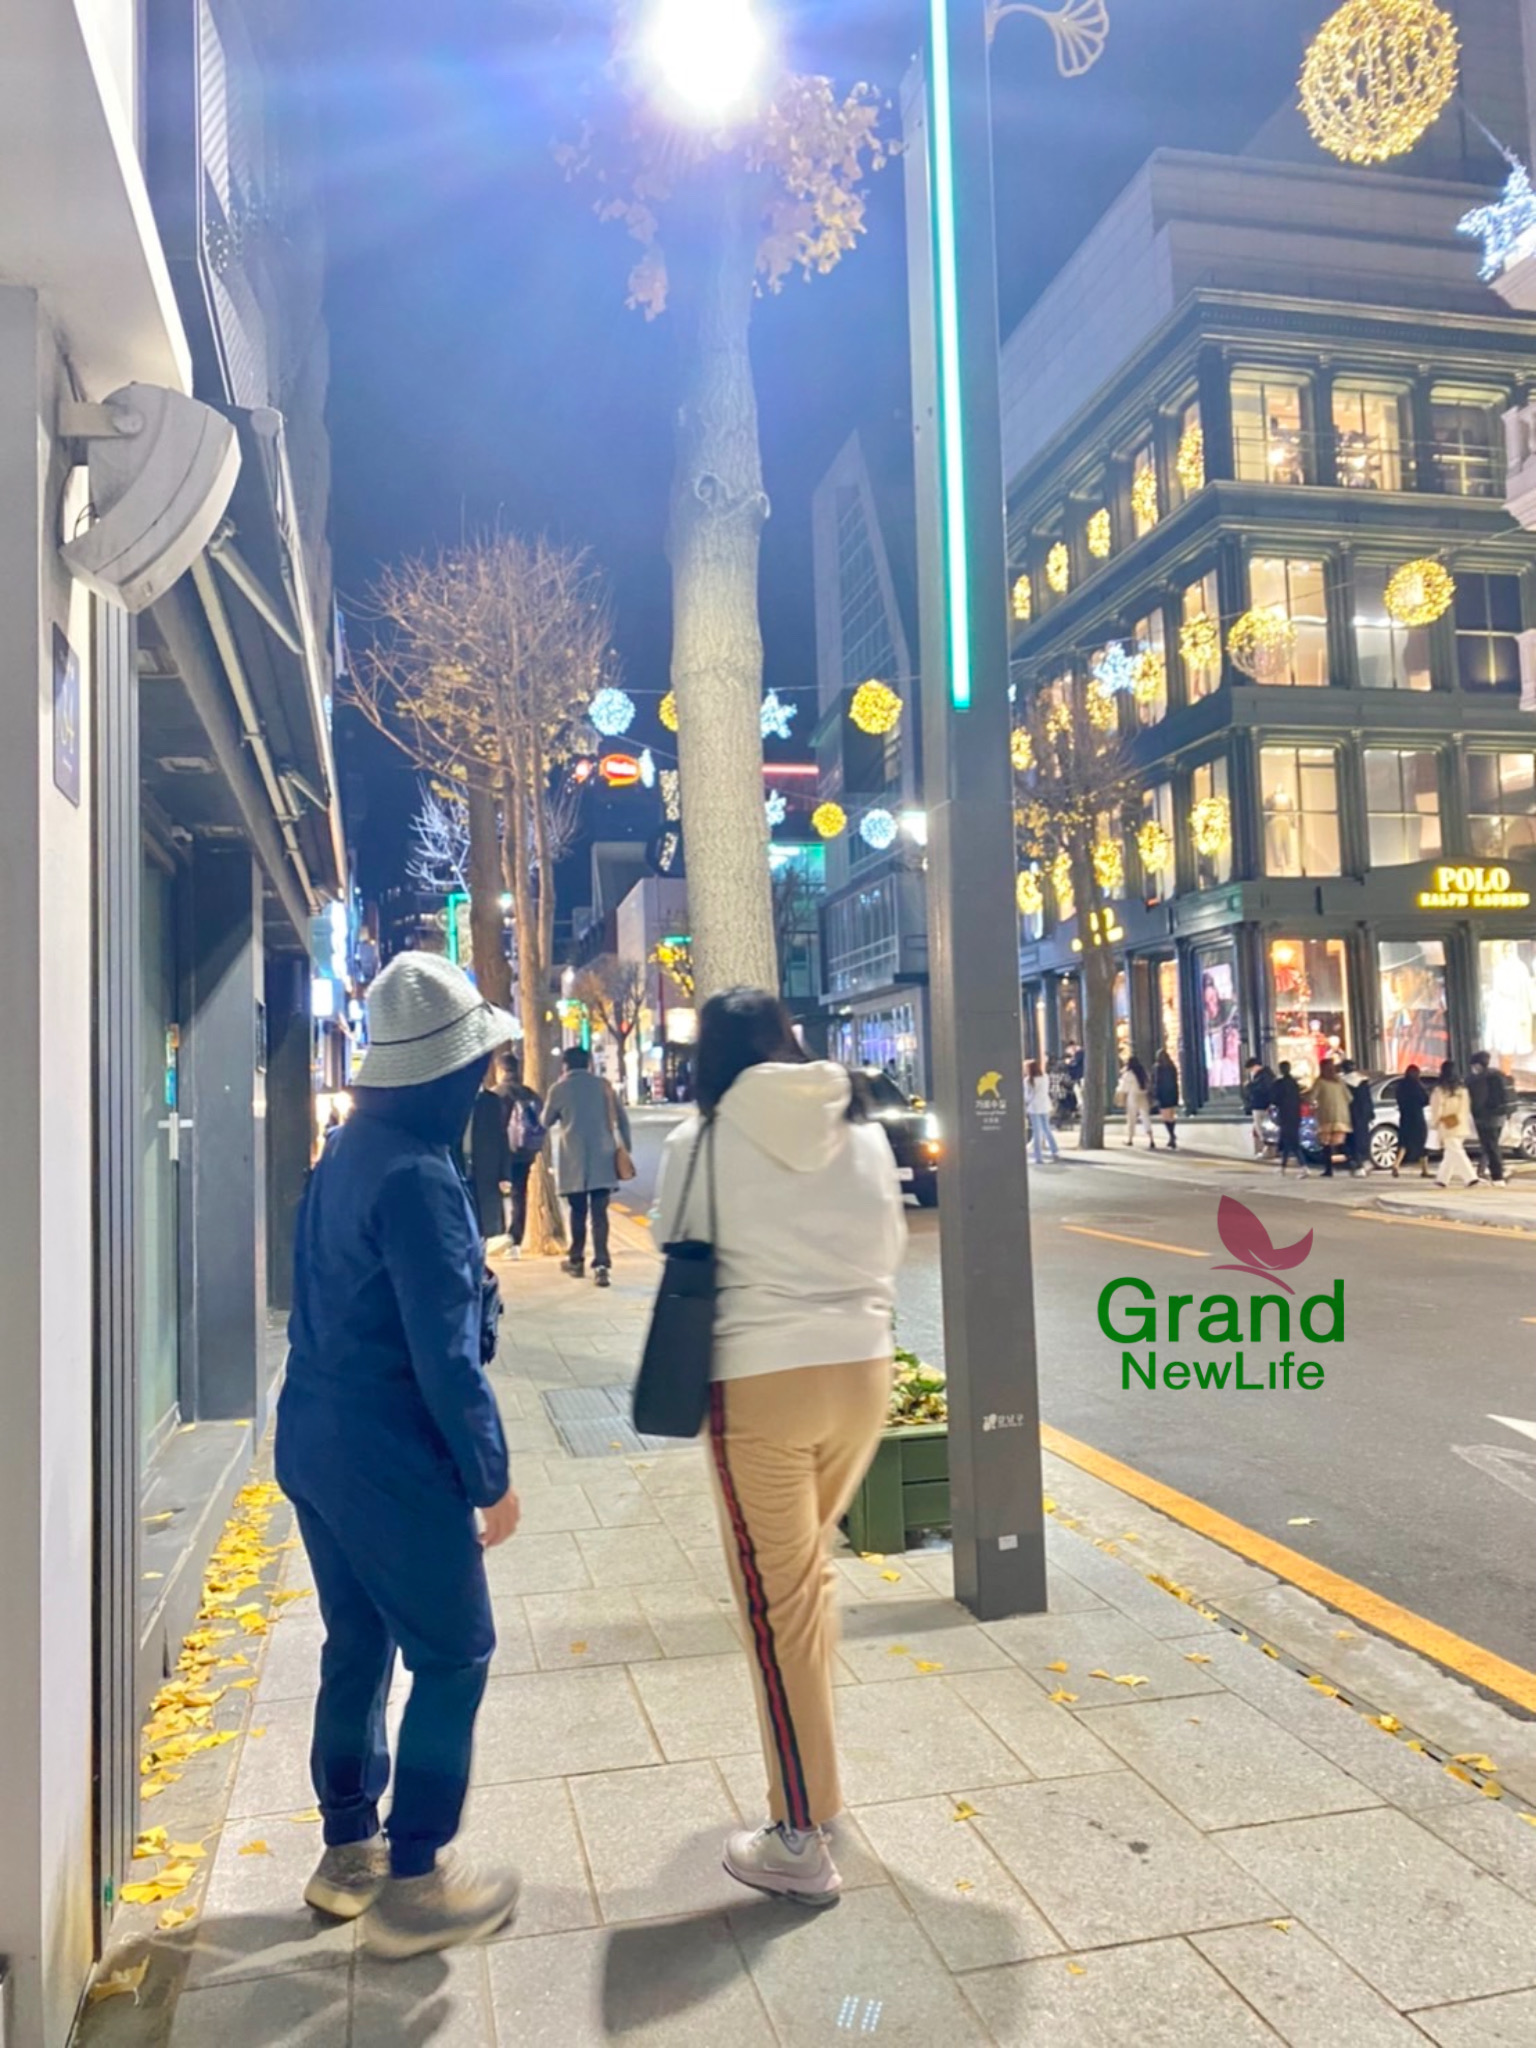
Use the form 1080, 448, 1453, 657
655, 1062, 907, 1382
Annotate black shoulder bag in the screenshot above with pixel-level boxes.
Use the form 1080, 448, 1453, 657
632, 1118, 717, 1439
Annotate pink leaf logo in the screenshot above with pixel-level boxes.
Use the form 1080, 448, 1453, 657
1213, 1196, 1313, 1294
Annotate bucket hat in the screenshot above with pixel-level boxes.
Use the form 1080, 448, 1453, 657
354, 951, 515, 1090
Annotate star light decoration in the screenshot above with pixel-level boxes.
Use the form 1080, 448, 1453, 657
760, 691, 797, 740
849, 680, 902, 736
589, 686, 636, 738
1300, 0, 1459, 168
765, 790, 788, 828
812, 801, 848, 840
860, 807, 899, 851
1091, 641, 1138, 694
1384, 558, 1455, 626
1459, 161, 1536, 281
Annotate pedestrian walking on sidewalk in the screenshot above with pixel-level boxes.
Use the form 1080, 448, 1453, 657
1341, 1060, 1375, 1178
502, 1058, 545, 1257
468, 1064, 512, 1253
1117, 1055, 1156, 1148
1272, 1062, 1308, 1177
1469, 1052, 1510, 1185
1243, 1059, 1275, 1158
275, 952, 522, 1960
1025, 1059, 1059, 1165
1392, 1063, 1430, 1179
656, 989, 906, 1909
1152, 1048, 1180, 1149
1432, 1061, 1478, 1189
544, 1047, 633, 1288
1311, 1060, 1350, 1179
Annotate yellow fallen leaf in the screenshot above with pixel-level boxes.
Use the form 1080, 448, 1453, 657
1184, 1653, 1211, 1665
142, 1571, 164, 1582
1045, 1660, 1069, 1674
1271, 1919, 1293, 1935
140, 1778, 173, 1802
1444, 1765, 1475, 1786
1333, 1629, 1357, 1641
1042, 1496, 1056, 1514
228, 1677, 258, 1690
1066, 1962, 1087, 1976
880, 1571, 902, 1584
1112, 1674, 1149, 1689
1480, 1780, 1504, 1799
165, 1842, 207, 1862
1406, 1740, 1426, 1754
1088, 1668, 1111, 1680
158, 1905, 197, 1931
1048, 1689, 1078, 1705
859, 1553, 884, 1565
88, 1959, 149, 2004
1148, 1573, 1192, 1603
248, 1727, 267, 1741
954, 1878, 975, 1893
951, 1802, 980, 1822
287, 1808, 322, 1824
1518, 1813, 1536, 1828
1306, 1678, 1338, 1698
121, 1877, 187, 1907
914, 1659, 944, 1674
570, 1641, 589, 1656
1454, 1753, 1497, 1772
1119, 1532, 1140, 1543
1260, 1644, 1279, 1659
1371, 1715, 1401, 1734
238, 1840, 270, 1857
133, 1827, 168, 1859
217, 1654, 250, 1670
888, 1645, 911, 1657
271, 1587, 313, 1606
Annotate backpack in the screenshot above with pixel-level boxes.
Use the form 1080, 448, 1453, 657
507, 1092, 545, 1160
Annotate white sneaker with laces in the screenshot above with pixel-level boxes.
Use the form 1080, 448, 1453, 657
723, 1823, 842, 1908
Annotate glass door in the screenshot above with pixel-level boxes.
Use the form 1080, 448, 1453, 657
140, 858, 181, 1455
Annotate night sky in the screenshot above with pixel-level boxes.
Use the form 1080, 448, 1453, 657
308, 0, 1334, 898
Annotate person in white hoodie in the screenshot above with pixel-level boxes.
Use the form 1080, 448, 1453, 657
655, 988, 906, 1908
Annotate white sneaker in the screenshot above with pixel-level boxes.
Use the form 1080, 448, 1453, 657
507, 1245, 522, 1261
723, 1823, 841, 1908
304, 1837, 388, 1920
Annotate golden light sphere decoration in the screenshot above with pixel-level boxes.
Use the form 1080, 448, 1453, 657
659, 691, 679, 732
1086, 507, 1113, 560
1137, 819, 1173, 873
1176, 423, 1205, 495
1010, 727, 1035, 774
1227, 606, 1298, 683
1046, 542, 1071, 595
1091, 837, 1125, 894
1133, 647, 1167, 705
1179, 611, 1221, 675
1086, 678, 1118, 731
1012, 573, 1033, 622
811, 800, 848, 840
1190, 794, 1233, 858
849, 679, 902, 736
1299, 0, 1459, 167
1016, 869, 1044, 917
1131, 464, 1160, 530
1384, 557, 1455, 627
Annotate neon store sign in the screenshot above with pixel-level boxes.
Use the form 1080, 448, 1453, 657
1416, 865, 1533, 911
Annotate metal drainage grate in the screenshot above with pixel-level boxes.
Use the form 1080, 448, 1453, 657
541, 1384, 675, 1458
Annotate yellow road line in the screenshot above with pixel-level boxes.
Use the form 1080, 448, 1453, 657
1041, 1423, 1536, 1715
1062, 1224, 1207, 1259
1349, 1209, 1536, 1244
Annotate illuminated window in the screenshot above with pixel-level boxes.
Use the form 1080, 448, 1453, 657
1188, 757, 1232, 888
1139, 782, 1175, 901
1380, 940, 1450, 1075
1454, 574, 1522, 691
1130, 440, 1159, 536
1181, 571, 1222, 702
1332, 385, 1406, 492
1364, 750, 1441, 865
1232, 373, 1307, 485
1173, 398, 1204, 504
1354, 563, 1432, 691
1270, 937, 1351, 1084
1132, 609, 1167, 727
1249, 557, 1329, 686
1468, 752, 1536, 858
1430, 386, 1503, 499
1261, 745, 1340, 877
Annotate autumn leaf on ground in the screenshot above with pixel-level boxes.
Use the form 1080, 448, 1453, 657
158, 1906, 197, 1931
1119, 1532, 1140, 1543
954, 1879, 975, 1893
569, 1642, 589, 1657
1088, 1669, 1111, 1680
1372, 1714, 1401, 1734
1454, 1753, 1497, 1772
1260, 1644, 1279, 1659
1184, 1653, 1211, 1665
951, 1802, 980, 1823
248, 1727, 267, 1741
1111, 1674, 1149, 1689
880, 1570, 902, 1584
1306, 1677, 1338, 1697
1270, 1920, 1293, 1935
165, 1842, 207, 1862
1518, 1813, 1536, 1828
914, 1659, 943, 1674
1333, 1629, 1357, 1642
859, 1553, 884, 1564
1048, 1689, 1078, 1705
1042, 1496, 1056, 1514
1066, 1962, 1087, 1977
133, 1827, 168, 1860
271, 1587, 313, 1606
238, 1840, 270, 1857
1479, 1780, 1504, 1799
1444, 1765, 1475, 1786
287, 1809, 322, 1824
88, 1959, 149, 2004
1148, 1573, 1192, 1603
1045, 1660, 1069, 1673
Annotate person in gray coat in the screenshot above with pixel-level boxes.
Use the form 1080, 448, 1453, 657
543, 1047, 632, 1287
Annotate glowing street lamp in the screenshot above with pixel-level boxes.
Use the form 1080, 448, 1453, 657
642, 0, 767, 124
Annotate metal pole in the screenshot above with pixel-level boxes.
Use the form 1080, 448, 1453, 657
902, 2, 1047, 1620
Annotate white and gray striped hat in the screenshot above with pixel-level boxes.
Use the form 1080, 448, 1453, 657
354, 951, 515, 1089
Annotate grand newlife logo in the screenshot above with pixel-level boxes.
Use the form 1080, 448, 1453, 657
1100, 1199, 1344, 1393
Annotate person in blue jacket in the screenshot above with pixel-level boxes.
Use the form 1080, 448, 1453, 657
275, 951, 522, 1961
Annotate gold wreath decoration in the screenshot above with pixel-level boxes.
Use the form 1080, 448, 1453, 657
1227, 606, 1298, 683
849, 680, 902, 736
1131, 464, 1160, 530
1012, 573, 1033, 622
1176, 423, 1206, 495
659, 691, 679, 732
1137, 819, 1173, 872
1300, 0, 1459, 167
1091, 837, 1125, 893
1133, 647, 1167, 705
1046, 542, 1071, 595
1010, 727, 1035, 774
1383, 558, 1455, 626
1190, 794, 1232, 858
1086, 507, 1113, 560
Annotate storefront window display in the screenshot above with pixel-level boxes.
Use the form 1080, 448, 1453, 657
1261, 746, 1341, 878
1112, 970, 1131, 1067
1378, 940, 1449, 1075
1479, 940, 1536, 1087
1364, 749, 1441, 865
1181, 571, 1222, 702
1195, 942, 1243, 1094
1188, 758, 1233, 888
1157, 959, 1182, 1078
1270, 937, 1350, 1084
1248, 557, 1329, 686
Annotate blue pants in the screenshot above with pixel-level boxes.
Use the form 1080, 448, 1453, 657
1029, 1113, 1059, 1165
285, 1466, 494, 1878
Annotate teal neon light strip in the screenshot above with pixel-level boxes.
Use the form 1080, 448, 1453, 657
928, 0, 972, 711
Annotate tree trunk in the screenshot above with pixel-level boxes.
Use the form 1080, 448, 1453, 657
466, 775, 511, 1009
668, 166, 777, 999
1074, 853, 1117, 1151
506, 764, 566, 1254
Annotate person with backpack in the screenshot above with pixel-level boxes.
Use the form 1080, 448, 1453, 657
501, 1058, 546, 1257
1469, 1051, 1511, 1184
1242, 1059, 1275, 1158
544, 1047, 633, 1287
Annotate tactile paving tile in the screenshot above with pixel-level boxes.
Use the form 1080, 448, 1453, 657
541, 1384, 674, 1456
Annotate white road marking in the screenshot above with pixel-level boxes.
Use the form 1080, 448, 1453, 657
1490, 1415, 1536, 1445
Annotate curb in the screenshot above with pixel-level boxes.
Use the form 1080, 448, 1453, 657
1367, 1195, 1536, 1236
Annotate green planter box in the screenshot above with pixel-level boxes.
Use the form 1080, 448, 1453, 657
845, 1423, 950, 1555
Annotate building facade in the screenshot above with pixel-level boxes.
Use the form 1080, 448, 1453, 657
0, 5, 343, 2037
1004, 149, 1536, 1109
810, 428, 932, 1095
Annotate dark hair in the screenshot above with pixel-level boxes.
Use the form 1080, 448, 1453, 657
1440, 1061, 1460, 1087
563, 1046, 591, 1072
1471, 1050, 1491, 1068
1026, 1058, 1042, 1080
1404, 1063, 1421, 1079
1278, 1061, 1291, 1076
695, 988, 805, 1116
1247, 1058, 1262, 1071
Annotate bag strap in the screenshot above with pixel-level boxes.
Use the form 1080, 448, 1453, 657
672, 1115, 716, 1242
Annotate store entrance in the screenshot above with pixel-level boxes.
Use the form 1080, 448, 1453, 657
139, 855, 183, 1457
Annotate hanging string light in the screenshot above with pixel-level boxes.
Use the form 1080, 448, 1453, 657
1459, 160, 1536, 281
1137, 819, 1173, 873
589, 686, 636, 738
659, 691, 679, 732
1133, 647, 1166, 705
765, 790, 788, 828
1046, 542, 1071, 595
1091, 641, 1137, 694
1091, 837, 1125, 894
1384, 558, 1456, 626
1012, 573, 1033, 622
1190, 794, 1232, 858
1228, 607, 1298, 683
1086, 507, 1112, 559
760, 690, 797, 740
859, 807, 899, 851
1010, 727, 1035, 773
1016, 869, 1044, 917
1300, 0, 1459, 167
1176, 424, 1205, 495
659, 768, 682, 822
849, 680, 902, 736
1131, 464, 1160, 530
812, 800, 848, 840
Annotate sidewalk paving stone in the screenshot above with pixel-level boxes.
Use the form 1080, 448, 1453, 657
852, 1794, 1063, 1970
965, 1935, 1288, 2046
979, 1607, 1224, 1704
945, 1668, 1125, 1780
714, 1756, 889, 1891
472, 1666, 660, 1783
836, 1594, 1016, 1684
634, 1580, 743, 1659
461, 1779, 597, 1940
1410, 1795, 1536, 1906
166, 1961, 351, 2047
523, 1586, 663, 1670
485, 1919, 777, 2048
481, 1528, 593, 1597
1411, 1989, 1536, 2045
1191, 1921, 1425, 2047
353, 1947, 495, 2048
184, 1811, 352, 1991
630, 1652, 762, 1762
487, 1596, 539, 1676
568, 1761, 743, 1923
574, 1525, 696, 1588
831, 1678, 1040, 1805
511, 1482, 601, 1533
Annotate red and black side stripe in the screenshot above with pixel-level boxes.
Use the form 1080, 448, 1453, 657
708, 1384, 813, 1832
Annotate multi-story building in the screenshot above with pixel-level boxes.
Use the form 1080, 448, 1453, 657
810, 424, 931, 1095
1004, 138, 1536, 1109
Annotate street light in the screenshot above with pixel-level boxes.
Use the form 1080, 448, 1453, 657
642, 0, 766, 124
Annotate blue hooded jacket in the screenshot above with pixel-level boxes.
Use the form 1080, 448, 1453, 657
277, 1060, 510, 1511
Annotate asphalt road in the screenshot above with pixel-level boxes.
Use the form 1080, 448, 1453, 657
619, 1109, 1536, 1674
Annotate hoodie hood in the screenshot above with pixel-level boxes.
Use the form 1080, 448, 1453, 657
716, 1061, 852, 1173
353, 1055, 490, 1150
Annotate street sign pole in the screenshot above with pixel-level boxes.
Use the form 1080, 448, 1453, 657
902, 1, 1047, 1620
